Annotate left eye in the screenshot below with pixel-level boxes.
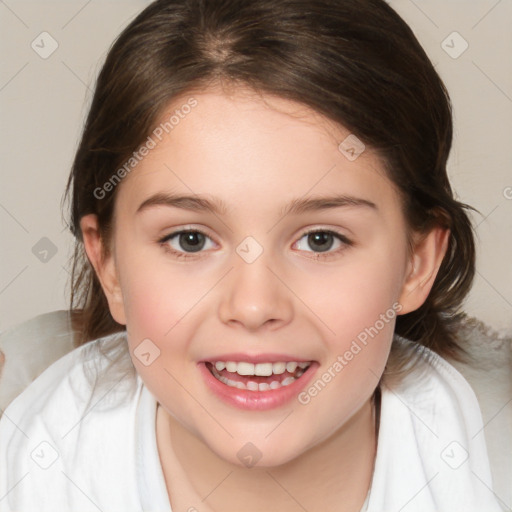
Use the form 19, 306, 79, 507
294, 230, 351, 254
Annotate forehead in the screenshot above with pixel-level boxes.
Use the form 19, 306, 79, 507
115, 86, 399, 218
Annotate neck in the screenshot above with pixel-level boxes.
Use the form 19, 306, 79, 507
156, 395, 378, 512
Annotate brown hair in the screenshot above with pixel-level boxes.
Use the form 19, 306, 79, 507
63, 0, 477, 373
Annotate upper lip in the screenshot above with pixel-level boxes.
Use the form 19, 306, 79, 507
199, 353, 315, 364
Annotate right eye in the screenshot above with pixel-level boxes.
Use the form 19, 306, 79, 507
158, 228, 216, 258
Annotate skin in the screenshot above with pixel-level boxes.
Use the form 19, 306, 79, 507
81, 84, 449, 511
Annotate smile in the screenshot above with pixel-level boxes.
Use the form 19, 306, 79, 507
207, 361, 311, 391
199, 358, 318, 410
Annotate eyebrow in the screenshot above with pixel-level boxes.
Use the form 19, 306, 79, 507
135, 192, 378, 217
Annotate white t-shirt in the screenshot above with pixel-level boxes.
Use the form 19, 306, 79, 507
0, 332, 503, 512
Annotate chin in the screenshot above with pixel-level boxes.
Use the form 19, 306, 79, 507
204, 432, 311, 469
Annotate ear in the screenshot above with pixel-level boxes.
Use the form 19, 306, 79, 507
397, 226, 450, 315
80, 214, 127, 325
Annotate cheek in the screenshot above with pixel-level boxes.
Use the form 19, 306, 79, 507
298, 260, 400, 419
117, 247, 206, 340
302, 246, 405, 392
116, 250, 199, 396
303, 248, 404, 339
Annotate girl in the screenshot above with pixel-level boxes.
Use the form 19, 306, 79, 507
0, 0, 503, 510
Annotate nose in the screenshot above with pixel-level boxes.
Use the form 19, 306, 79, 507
217, 249, 294, 332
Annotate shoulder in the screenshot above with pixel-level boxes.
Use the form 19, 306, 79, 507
1, 331, 138, 435
369, 335, 503, 512
0, 332, 142, 511
385, 336, 488, 441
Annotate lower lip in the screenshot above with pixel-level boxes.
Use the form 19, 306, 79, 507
198, 362, 318, 411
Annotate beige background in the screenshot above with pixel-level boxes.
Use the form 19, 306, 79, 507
0, 0, 511, 333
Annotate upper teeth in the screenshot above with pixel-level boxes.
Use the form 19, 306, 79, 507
214, 361, 310, 376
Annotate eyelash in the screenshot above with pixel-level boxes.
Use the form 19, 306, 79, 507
158, 228, 354, 261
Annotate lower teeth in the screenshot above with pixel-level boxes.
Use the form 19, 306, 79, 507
210, 365, 305, 392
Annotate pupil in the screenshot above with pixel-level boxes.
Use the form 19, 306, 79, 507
180, 232, 205, 252
309, 232, 333, 252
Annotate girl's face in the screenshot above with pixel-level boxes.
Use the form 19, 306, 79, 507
84, 85, 444, 467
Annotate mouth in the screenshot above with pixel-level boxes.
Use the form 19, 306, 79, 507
206, 360, 311, 391
199, 357, 317, 410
